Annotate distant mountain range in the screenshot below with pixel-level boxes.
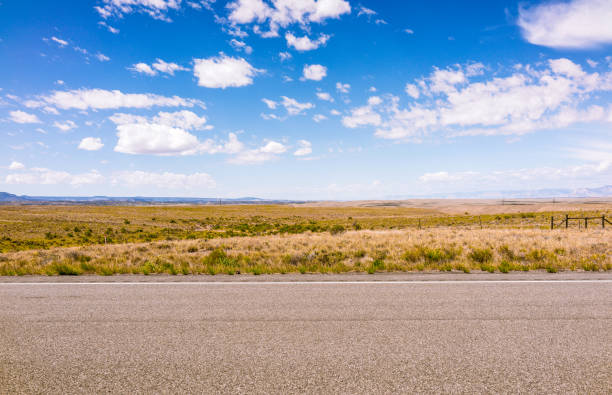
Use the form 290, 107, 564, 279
0, 192, 303, 205
1, 185, 611, 204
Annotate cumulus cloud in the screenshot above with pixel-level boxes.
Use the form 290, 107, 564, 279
30, 88, 201, 110
78, 137, 104, 151
279, 51, 292, 61
262, 96, 314, 117
336, 82, 350, 93
229, 39, 253, 54
193, 53, 263, 88
312, 114, 327, 122
131, 62, 157, 76
229, 139, 287, 164
261, 96, 314, 119
226, 0, 350, 36
285, 33, 330, 51
114, 123, 204, 155
342, 96, 383, 128
9, 110, 41, 124
111, 170, 216, 189
8, 161, 25, 170
261, 98, 278, 109
131, 59, 187, 76
53, 120, 77, 132
302, 64, 327, 81
316, 92, 333, 102
281, 96, 314, 115
294, 139, 312, 156
518, 0, 612, 49
343, 58, 612, 140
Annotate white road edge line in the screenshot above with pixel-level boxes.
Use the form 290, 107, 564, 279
0, 280, 611, 285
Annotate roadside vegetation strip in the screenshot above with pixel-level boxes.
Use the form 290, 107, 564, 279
2, 280, 611, 285
0, 205, 610, 253
0, 228, 609, 276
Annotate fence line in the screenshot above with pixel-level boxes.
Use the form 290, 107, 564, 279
550, 214, 611, 229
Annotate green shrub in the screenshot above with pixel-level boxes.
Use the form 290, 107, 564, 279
330, 224, 346, 235
469, 248, 493, 263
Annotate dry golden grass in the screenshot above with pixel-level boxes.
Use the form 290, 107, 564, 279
1, 227, 609, 275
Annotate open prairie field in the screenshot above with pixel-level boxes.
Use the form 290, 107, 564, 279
0, 201, 610, 275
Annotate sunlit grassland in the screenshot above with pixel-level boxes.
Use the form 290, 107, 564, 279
0, 205, 609, 275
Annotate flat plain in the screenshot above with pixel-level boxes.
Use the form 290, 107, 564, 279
0, 199, 610, 275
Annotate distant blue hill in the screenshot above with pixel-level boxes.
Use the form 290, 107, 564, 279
0, 192, 303, 205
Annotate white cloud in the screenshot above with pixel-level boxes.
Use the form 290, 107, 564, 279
131, 63, 157, 76
98, 21, 119, 34
43, 106, 60, 115
95, 53, 110, 62
152, 58, 187, 74
110, 110, 211, 131
33, 88, 200, 110
343, 58, 612, 140
226, 0, 350, 33
312, 114, 327, 122
261, 96, 314, 117
49, 36, 68, 47
9, 110, 41, 124
330, 109, 341, 116
114, 123, 203, 155
316, 92, 333, 102
405, 83, 419, 99
78, 137, 104, 151
375, 19, 387, 25
229, 139, 287, 164
357, 6, 376, 16
518, 0, 612, 49
53, 120, 77, 131
303, 64, 327, 81
280, 96, 314, 115
294, 139, 312, 156
342, 97, 382, 128
336, 82, 350, 93
193, 53, 263, 88
8, 161, 25, 170
262, 98, 278, 109
279, 51, 292, 61
95, 0, 182, 21
229, 39, 253, 54
5, 168, 103, 185
285, 33, 330, 51
404, 28, 414, 34
152, 110, 209, 130
111, 171, 216, 189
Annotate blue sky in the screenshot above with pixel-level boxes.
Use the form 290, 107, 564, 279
1, 0, 611, 199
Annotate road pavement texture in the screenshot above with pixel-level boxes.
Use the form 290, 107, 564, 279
1, 273, 611, 393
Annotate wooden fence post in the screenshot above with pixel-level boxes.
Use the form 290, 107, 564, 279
585, 217, 588, 229
550, 216, 554, 230
603, 215, 606, 229
565, 214, 569, 228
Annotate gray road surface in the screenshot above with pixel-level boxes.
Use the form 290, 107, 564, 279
1, 273, 611, 393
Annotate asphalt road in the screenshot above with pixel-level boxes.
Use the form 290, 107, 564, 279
1, 273, 611, 394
